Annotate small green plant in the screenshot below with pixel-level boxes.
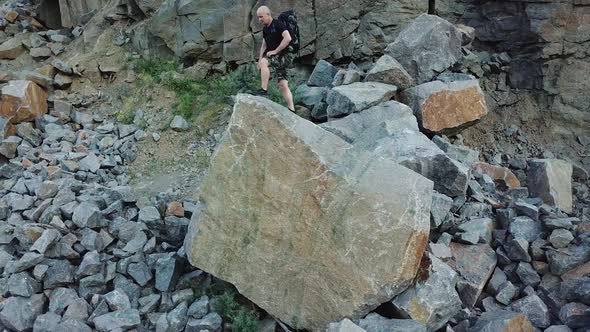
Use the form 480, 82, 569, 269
134, 56, 179, 82
213, 290, 259, 332
214, 290, 240, 321
231, 308, 258, 332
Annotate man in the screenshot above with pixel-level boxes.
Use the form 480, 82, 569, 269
256, 6, 295, 113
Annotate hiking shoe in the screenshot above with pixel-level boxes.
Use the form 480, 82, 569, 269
254, 88, 268, 96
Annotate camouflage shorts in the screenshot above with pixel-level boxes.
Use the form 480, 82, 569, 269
266, 51, 294, 81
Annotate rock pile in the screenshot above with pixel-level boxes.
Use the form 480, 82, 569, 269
0, 95, 233, 331
295, 14, 489, 137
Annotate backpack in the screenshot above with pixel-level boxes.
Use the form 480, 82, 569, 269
278, 9, 300, 53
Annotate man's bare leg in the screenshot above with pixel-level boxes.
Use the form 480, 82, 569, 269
278, 79, 295, 111
259, 57, 270, 91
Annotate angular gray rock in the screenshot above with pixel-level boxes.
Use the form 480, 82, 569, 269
104, 289, 131, 311
549, 229, 574, 248
547, 244, 590, 275
128, 261, 153, 286
357, 313, 427, 332
326, 318, 366, 332
326, 82, 397, 118
295, 84, 328, 110
432, 136, 480, 167
72, 202, 103, 228
49, 287, 79, 314
320, 101, 418, 142
385, 14, 462, 84
511, 294, 551, 328
365, 55, 414, 89
30, 229, 61, 254
7, 272, 41, 297
509, 216, 542, 242
527, 159, 573, 214
391, 254, 461, 331
469, 310, 534, 332
76, 250, 102, 277
79, 153, 101, 173
307, 60, 338, 87
447, 243, 497, 308
185, 312, 222, 332
33, 312, 62, 332
155, 254, 181, 292
559, 302, 590, 329
0, 136, 22, 159
430, 192, 453, 228
516, 262, 541, 287
156, 302, 188, 332
93, 309, 141, 332
170, 115, 190, 132
0, 293, 46, 332
187, 296, 209, 319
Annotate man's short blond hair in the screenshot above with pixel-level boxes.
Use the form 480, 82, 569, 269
257, 5, 271, 16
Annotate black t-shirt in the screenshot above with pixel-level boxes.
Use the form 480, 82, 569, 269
263, 19, 287, 54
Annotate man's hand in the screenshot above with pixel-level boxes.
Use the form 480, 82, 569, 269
266, 50, 278, 57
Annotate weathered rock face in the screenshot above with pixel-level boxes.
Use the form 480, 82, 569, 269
184, 95, 433, 331
527, 159, 573, 214
123, 0, 429, 62
385, 14, 462, 84
450, 0, 590, 134
0, 80, 48, 124
402, 79, 488, 134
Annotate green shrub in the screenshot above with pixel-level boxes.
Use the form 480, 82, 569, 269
133, 56, 179, 82
231, 308, 258, 332
213, 290, 260, 332
133, 56, 306, 120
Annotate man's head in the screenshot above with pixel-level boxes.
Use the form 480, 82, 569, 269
257, 6, 272, 26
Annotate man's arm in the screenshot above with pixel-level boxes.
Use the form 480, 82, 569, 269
259, 39, 267, 60
267, 31, 291, 56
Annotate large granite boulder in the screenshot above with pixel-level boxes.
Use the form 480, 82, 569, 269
1, 80, 48, 124
527, 159, 573, 214
323, 101, 469, 197
385, 14, 462, 84
184, 94, 433, 331
326, 82, 397, 119
401, 79, 488, 134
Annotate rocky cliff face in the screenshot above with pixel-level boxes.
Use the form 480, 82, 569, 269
34, 0, 590, 133
444, 0, 590, 133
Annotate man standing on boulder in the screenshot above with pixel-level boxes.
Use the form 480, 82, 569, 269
255, 5, 296, 113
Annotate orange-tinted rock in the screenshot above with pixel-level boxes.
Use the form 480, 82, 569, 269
0, 80, 48, 124
402, 79, 488, 134
470, 310, 534, 332
472, 162, 521, 188
5, 11, 19, 23
21, 159, 33, 168
561, 261, 590, 281
166, 201, 185, 217
36, 64, 57, 78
